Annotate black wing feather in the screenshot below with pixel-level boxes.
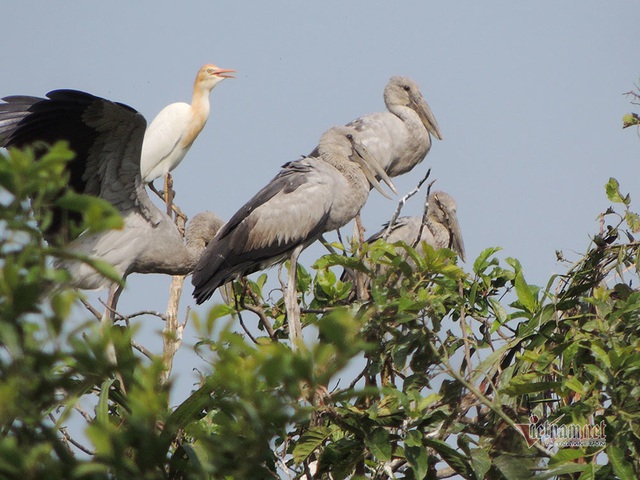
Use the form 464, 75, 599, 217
0, 89, 145, 243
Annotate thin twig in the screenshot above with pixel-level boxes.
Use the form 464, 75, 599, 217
59, 426, 95, 456
413, 179, 437, 249
300, 308, 333, 315
237, 309, 260, 344
242, 284, 278, 340
73, 405, 94, 423
353, 214, 369, 301
383, 169, 431, 239
160, 186, 189, 386
458, 279, 473, 380
118, 310, 167, 322
131, 340, 153, 359
79, 297, 102, 321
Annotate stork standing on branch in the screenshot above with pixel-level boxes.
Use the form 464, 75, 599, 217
192, 125, 397, 348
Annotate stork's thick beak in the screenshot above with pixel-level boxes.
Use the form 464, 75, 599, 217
449, 219, 466, 263
352, 141, 397, 199
215, 67, 236, 79
412, 93, 442, 140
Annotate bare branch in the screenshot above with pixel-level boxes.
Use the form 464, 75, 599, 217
131, 340, 153, 359
73, 405, 93, 423
458, 279, 474, 380
242, 284, 278, 340
59, 426, 95, 456
413, 179, 437, 249
118, 310, 167, 322
237, 309, 260, 344
384, 168, 431, 239
79, 297, 102, 321
160, 191, 189, 386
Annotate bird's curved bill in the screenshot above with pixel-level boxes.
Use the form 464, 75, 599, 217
215, 68, 236, 78
353, 142, 398, 199
413, 94, 442, 140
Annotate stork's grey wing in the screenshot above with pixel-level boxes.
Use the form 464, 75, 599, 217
192, 159, 334, 304
365, 216, 415, 244
0, 89, 160, 240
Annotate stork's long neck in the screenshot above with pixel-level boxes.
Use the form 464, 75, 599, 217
389, 103, 429, 142
322, 151, 369, 191
425, 213, 450, 250
386, 102, 432, 173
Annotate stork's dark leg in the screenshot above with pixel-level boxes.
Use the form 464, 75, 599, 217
285, 244, 304, 350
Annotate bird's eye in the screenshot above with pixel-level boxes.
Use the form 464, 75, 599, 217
207, 68, 215, 74
403, 85, 411, 92
346, 134, 353, 141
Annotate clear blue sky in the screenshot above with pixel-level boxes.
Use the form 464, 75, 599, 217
3, 2, 639, 402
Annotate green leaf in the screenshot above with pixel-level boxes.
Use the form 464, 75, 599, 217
564, 376, 586, 396
160, 382, 214, 450
470, 448, 491, 480
473, 247, 502, 274
425, 438, 474, 477
535, 463, 587, 479
549, 448, 588, 465
494, 454, 536, 480
514, 271, 537, 313
605, 177, 630, 205
405, 444, 428, 480
293, 426, 332, 463
625, 211, 640, 232
365, 428, 392, 462
607, 445, 635, 480
623, 113, 640, 128
96, 378, 115, 425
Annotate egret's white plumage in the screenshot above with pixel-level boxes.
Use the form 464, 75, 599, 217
318, 76, 442, 178
0, 90, 225, 308
192, 125, 397, 304
140, 63, 235, 183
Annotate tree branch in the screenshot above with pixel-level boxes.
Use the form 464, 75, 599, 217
383, 168, 431, 240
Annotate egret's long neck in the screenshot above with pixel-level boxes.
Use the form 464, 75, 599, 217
181, 83, 213, 148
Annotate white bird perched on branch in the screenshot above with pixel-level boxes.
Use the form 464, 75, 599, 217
140, 63, 235, 189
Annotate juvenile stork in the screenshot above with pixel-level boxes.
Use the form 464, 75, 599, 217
191, 126, 397, 346
370, 190, 465, 261
311, 76, 442, 178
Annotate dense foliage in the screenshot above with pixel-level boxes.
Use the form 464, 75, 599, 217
1, 139, 639, 479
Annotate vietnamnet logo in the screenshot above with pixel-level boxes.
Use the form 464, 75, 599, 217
516, 414, 607, 449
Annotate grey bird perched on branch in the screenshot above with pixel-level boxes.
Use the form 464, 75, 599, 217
192, 125, 397, 347
309, 76, 442, 178
0, 90, 225, 314
343, 190, 465, 297
371, 191, 465, 262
